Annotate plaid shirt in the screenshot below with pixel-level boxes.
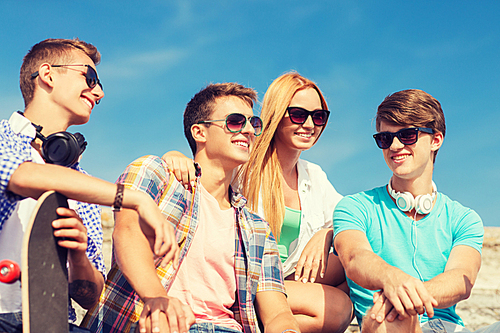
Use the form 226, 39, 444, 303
82, 155, 285, 333
0, 112, 105, 322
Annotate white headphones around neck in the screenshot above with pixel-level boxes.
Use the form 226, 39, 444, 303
388, 180, 437, 215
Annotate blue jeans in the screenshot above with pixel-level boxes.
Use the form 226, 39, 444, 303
0, 312, 90, 333
189, 322, 242, 333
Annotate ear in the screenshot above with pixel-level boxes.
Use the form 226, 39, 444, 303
430, 131, 444, 152
36, 63, 56, 88
191, 124, 207, 145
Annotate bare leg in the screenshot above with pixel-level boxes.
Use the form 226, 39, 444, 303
283, 252, 352, 332
285, 280, 353, 333
313, 253, 349, 295
314, 253, 346, 286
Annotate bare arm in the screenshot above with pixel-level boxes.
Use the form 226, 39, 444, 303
370, 244, 480, 323
114, 209, 194, 333
294, 228, 333, 283
54, 207, 104, 309
255, 291, 300, 333
334, 230, 437, 320
161, 151, 196, 190
8, 162, 178, 263
424, 245, 480, 308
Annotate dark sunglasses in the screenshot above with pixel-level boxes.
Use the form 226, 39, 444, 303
31, 64, 103, 90
286, 107, 330, 126
198, 113, 263, 136
373, 127, 434, 149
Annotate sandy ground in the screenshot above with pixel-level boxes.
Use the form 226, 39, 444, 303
77, 210, 500, 332
455, 227, 500, 330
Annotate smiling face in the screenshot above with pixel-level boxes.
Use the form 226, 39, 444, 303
274, 87, 325, 153
200, 96, 256, 170
379, 121, 443, 183
50, 49, 104, 126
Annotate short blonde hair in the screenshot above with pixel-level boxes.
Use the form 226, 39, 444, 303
20, 38, 101, 107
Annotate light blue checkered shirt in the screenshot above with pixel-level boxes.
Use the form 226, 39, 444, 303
0, 112, 105, 322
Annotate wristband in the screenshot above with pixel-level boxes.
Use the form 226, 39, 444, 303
112, 183, 124, 212
281, 330, 298, 333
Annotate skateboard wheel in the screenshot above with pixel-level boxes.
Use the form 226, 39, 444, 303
0, 260, 21, 284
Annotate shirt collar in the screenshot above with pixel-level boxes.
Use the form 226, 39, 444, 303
297, 159, 312, 189
9, 111, 36, 140
194, 163, 248, 209
229, 185, 247, 209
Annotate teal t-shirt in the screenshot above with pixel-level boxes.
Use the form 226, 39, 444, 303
277, 207, 301, 263
333, 185, 483, 325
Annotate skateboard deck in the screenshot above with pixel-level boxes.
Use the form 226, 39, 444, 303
21, 191, 69, 333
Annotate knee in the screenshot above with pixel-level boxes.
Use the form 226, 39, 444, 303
324, 291, 353, 333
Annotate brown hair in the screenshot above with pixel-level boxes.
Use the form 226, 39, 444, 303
183, 83, 257, 156
239, 72, 328, 239
376, 89, 446, 160
20, 38, 101, 107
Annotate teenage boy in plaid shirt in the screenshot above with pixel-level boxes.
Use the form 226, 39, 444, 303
0, 38, 178, 332
83, 83, 300, 333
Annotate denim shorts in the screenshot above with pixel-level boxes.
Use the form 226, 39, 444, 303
0, 312, 90, 333
189, 322, 243, 333
421, 318, 500, 333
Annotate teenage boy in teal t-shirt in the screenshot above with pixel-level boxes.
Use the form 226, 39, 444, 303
333, 89, 484, 333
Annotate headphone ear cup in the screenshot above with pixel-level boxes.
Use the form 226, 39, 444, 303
395, 191, 415, 212
415, 194, 434, 215
42, 132, 82, 166
73, 132, 88, 154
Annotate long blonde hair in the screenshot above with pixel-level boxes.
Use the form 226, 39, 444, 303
239, 72, 328, 239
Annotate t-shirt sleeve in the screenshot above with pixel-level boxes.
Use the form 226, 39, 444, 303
333, 195, 370, 235
332, 195, 370, 255
452, 207, 483, 254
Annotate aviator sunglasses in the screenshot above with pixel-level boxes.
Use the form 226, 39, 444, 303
373, 127, 434, 149
31, 64, 103, 90
286, 107, 330, 126
198, 113, 263, 136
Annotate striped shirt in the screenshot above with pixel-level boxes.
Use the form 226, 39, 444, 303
82, 155, 285, 333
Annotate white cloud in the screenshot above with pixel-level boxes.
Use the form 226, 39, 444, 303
401, 33, 497, 60
170, 0, 194, 27
99, 47, 189, 80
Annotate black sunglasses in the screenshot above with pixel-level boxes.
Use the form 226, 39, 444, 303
373, 127, 434, 149
198, 113, 263, 136
31, 64, 103, 90
286, 107, 330, 126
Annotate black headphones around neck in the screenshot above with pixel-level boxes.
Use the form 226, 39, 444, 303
19, 112, 88, 167
34, 127, 87, 167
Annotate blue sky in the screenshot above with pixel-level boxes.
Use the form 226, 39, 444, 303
1, 1, 499, 226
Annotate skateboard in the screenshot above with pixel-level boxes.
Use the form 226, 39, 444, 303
0, 191, 69, 333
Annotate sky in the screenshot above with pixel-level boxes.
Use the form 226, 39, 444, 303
1, 1, 499, 226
